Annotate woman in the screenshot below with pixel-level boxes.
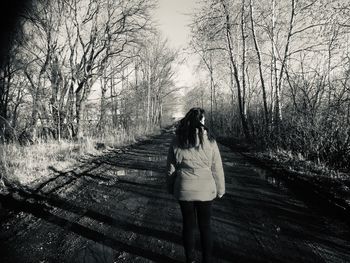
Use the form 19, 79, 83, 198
166, 107, 225, 263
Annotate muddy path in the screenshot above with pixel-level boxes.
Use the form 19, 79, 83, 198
0, 131, 349, 263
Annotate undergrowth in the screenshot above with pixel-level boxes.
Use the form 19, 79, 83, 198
255, 148, 347, 179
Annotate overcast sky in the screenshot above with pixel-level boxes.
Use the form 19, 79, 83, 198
153, 0, 199, 88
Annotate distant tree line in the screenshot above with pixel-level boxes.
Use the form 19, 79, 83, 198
0, 0, 179, 143
189, 0, 350, 169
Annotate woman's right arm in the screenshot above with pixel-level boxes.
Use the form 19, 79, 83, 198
166, 143, 176, 177
166, 141, 176, 194
211, 141, 225, 198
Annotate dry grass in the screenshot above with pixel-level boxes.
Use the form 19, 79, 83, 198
0, 126, 160, 191
0, 139, 91, 189
253, 148, 350, 183
258, 148, 332, 176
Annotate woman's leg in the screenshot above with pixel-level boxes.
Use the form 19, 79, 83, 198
195, 201, 213, 263
179, 201, 196, 263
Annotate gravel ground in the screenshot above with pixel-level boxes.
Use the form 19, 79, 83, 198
0, 131, 349, 263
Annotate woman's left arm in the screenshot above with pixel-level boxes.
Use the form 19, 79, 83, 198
211, 141, 225, 198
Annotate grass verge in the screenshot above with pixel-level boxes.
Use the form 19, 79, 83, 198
217, 136, 350, 219
0, 127, 160, 193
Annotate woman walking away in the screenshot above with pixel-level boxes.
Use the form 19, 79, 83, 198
166, 107, 225, 263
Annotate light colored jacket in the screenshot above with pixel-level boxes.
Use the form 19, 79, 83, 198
166, 131, 225, 201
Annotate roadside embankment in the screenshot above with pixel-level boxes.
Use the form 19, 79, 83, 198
217, 137, 350, 223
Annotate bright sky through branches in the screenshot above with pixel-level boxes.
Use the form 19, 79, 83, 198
153, 0, 198, 88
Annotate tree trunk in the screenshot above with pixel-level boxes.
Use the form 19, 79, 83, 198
241, 0, 247, 117
25, 72, 40, 140
221, 0, 250, 140
99, 82, 107, 133
159, 102, 163, 128
0, 64, 11, 139
146, 63, 151, 129
249, 0, 269, 126
75, 80, 88, 140
271, 0, 278, 125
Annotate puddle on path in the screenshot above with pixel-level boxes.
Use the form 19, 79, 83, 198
113, 168, 160, 178
224, 161, 288, 191
224, 161, 235, 167
116, 170, 126, 176
147, 155, 165, 162
252, 166, 288, 191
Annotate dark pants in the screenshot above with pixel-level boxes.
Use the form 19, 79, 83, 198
179, 200, 213, 263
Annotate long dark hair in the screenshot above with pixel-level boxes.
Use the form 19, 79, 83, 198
176, 107, 214, 148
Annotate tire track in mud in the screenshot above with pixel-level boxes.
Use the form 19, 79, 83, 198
1, 131, 350, 263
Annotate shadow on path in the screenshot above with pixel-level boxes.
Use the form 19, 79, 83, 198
1, 131, 350, 263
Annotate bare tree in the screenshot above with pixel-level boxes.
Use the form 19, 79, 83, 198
137, 33, 178, 128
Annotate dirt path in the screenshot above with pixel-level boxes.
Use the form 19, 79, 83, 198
0, 131, 349, 263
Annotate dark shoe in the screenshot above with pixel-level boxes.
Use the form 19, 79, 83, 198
186, 256, 196, 263
186, 257, 196, 263
185, 249, 196, 263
